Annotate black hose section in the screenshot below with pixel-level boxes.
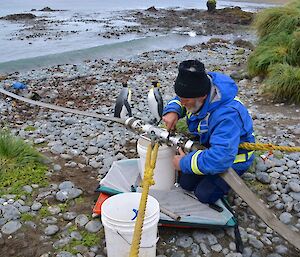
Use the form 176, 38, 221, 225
221, 198, 244, 254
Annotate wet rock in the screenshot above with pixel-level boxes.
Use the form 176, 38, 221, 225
1, 13, 36, 20
146, 6, 158, 12
40, 7, 55, 12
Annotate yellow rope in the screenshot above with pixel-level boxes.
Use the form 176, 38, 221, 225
129, 142, 159, 257
239, 142, 300, 152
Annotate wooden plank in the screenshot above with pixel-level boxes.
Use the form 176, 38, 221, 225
221, 168, 300, 251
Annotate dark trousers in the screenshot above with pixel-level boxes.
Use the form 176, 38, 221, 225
179, 156, 254, 204
179, 173, 230, 204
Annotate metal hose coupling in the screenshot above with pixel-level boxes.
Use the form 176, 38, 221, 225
135, 123, 203, 153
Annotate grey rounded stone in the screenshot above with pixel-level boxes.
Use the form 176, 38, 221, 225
266, 254, 282, 257
75, 214, 89, 227
256, 172, 271, 184
18, 205, 31, 213
48, 206, 61, 215
242, 247, 253, 257
1, 220, 22, 234
63, 212, 77, 221
31, 202, 42, 211
42, 216, 57, 224
56, 251, 76, 257
176, 235, 193, 248
290, 192, 300, 201
53, 238, 71, 249
225, 253, 242, 257
0, 205, 21, 221
86, 146, 99, 155
53, 164, 62, 172
275, 245, 288, 254
279, 212, 293, 224
85, 220, 102, 233
293, 202, 300, 212
267, 194, 279, 202
211, 243, 222, 252
289, 182, 300, 192
44, 225, 59, 236
55, 191, 68, 202
59, 181, 75, 190
70, 231, 82, 241
248, 237, 264, 249
22, 185, 33, 194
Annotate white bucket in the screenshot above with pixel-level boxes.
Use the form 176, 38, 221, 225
101, 192, 160, 257
137, 137, 176, 191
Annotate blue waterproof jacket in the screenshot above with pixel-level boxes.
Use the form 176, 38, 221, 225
163, 72, 255, 175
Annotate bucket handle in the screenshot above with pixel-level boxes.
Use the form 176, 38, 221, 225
116, 230, 159, 248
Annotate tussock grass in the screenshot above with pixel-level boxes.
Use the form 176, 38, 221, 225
0, 129, 48, 194
264, 63, 300, 104
0, 129, 43, 171
247, 1, 300, 104
247, 32, 291, 76
253, 7, 300, 38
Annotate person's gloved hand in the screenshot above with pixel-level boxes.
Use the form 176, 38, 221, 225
162, 112, 179, 131
173, 147, 185, 170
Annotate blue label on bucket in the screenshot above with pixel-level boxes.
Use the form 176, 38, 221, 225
131, 208, 138, 220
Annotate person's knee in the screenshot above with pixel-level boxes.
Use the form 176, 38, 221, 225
194, 188, 223, 204
179, 180, 195, 191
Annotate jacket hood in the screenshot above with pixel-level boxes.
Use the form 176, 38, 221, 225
196, 72, 238, 119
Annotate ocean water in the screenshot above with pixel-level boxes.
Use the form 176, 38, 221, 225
0, 0, 277, 72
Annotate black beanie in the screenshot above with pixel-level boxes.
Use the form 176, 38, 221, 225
174, 60, 211, 98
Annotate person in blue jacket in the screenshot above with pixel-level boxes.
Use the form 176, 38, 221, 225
163, 60, 255, 204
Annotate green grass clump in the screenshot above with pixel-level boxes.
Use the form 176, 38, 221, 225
24, 126, 36, 132
247, 32, 291, 76
21, 213, 35, 222
0, 129, 48, 194
253, 7, 300, 38
264, 63, 300, 104
61, 229, 104, 254
247, 1, 300, 104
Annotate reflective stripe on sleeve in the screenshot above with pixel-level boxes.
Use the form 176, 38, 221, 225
168, 100, 182, 107
191, 150, 203, 175
234, 151, 254, 164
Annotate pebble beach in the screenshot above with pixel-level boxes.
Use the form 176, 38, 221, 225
0, 1, 300, 257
